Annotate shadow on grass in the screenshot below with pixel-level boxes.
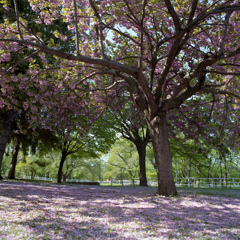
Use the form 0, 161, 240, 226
0, 181, 239, 239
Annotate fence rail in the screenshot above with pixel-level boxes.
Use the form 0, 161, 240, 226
110, 177, 240, 188
3, 175, 240, 188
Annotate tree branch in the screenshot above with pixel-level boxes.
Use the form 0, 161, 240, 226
204, 70, 240, 76
0, 5, 45, 45
218, 12, 232, 54
88, 0, 106, 59
98, 23, 106, 59
73, 0, 80, 56
13, 0, 24, 40
6, 50, 40, 73
75, 80, 121, 92
163, 55, 222, 110
0, 39, 138, 76
154, 31, 186, 102
205, 94, 215, 124
164, 0, 181, 30
136, 70, 157, 115
186, 4, 240, 33
88, 0, 100, 19
139, 0, 148, 68
202, 89, 240, 100
75, 71, 104, 86
187, 0, 198, 25
103, 24, 140, 46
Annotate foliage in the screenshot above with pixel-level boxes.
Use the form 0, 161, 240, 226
16, 154, 51, 179
104, 138, 144, 180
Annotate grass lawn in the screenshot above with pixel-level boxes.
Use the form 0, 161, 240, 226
0, 181, 239, 239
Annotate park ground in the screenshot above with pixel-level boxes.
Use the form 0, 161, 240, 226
0, 181, 239, 240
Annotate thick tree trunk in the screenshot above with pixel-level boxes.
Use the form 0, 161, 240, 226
57, 153, 67, 183
0, 110, 16, 180
136, 143, 148, 186
8, 137, 20, 179
147, 113, 178, 196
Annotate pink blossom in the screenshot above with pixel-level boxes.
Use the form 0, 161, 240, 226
0, 182, 239, 239
0, 53, 10, 62
44, 18, 53, 25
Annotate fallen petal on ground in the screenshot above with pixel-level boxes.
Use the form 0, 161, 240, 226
0, 182, 239, 240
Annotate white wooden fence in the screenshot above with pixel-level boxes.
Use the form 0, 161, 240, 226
4, 175, 240, 188
110, 177, 240, 188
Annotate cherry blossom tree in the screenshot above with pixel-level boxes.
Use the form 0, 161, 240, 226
1, 0, 240, 196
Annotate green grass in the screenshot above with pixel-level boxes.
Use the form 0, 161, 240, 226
3, 179, 240, 198
177, 187, 240, 198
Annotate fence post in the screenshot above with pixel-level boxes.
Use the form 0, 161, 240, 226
232, 178, 235, 188
111, 178, 113, 186
188, 177, 190, 188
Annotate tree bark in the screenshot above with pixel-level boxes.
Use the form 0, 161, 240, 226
30, 169, 36, 180
223, 157, 228, 186
188, 158, 192, 179
136, 142, 148, 186
8, 136, 20, 179
220, 159, 223, 186
147, 113, 178, 196
62, 173, 67, 183
63, 166, 73, 183
57, 152, 67, 183
0, 110, 16, 179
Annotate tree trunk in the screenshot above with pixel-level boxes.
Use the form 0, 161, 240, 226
224, 158, 228, 186
57, 153, 67, 183
30, 167, 36, 180
147, 113, 178, 196
136, 143, 148, 186
220, 159, 223, 186
62, 173, 67, 183
0, 110, 16, 179
188, 158, 192, 179
8, 136, 20, 179
63, 164, 73, 183
188, 158, 192, 187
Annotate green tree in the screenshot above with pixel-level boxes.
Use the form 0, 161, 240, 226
102, 94, 150, 186
16, 154, 51, 179
55, 119, 116, 183
7, 128, 59, 179
104, 139, 139, 184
